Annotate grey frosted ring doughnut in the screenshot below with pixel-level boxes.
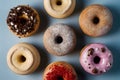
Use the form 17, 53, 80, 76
43, 23, 76, 56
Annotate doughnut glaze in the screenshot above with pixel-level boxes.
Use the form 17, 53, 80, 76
43, 23, 76, 56
44, 0, 76, 18
79, 4, 113, 37
7, 5, 40, 38
43, 61, 77, 80
80, 43, 113, 75
7, 43, 40, 75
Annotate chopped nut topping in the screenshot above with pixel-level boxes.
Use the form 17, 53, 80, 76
88, 48, 94, 56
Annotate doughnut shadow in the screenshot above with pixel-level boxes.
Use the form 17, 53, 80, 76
72, 0, 85, 16
106, 6, 120, 35
70, 25, 86, 53
33, 6, 49, 35
105, 44, 120, 75
71, 63, 87, 80
32, 44, 49, 74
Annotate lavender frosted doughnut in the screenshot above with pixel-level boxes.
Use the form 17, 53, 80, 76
43, 24, 76, 56
80, 43, 113, 75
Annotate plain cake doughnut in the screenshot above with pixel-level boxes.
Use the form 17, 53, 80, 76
7, 5, 40, 38
43, 61, 78, 80
80, 43, 113, 75
44, 0, 76, 18
7, 43, 40, 75
43, 23, 76, 56
79, 4, 113, 37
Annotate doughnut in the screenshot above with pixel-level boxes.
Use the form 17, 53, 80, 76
44, 0, 76, 18
7, 43, 40, 75
43, 23, 76, 56
79, 4, 113, 37
80, 43, 113, 75
7, 5, 40, 38
43, 61, 77, 80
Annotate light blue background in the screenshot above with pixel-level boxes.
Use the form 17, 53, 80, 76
0, 0, 120, 80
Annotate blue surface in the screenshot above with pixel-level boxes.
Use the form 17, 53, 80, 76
0, 0, 120, 80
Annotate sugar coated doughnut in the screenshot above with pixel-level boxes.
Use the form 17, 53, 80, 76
80, 43, 113, 75
44, 0, 76, 18
79, 4, 113, 37
7, 5, 40, 38
7, 43, 40, 75
43, 61, 77, 80
43, 23, 76, 56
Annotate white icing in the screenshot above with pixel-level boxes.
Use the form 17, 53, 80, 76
48, 0, 72, 14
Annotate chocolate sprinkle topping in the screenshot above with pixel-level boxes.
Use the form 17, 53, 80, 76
101, 48, 106, 52
100, 71, 103, 73
89, 67, 91, 69
7, 5, 38, 36
88, 48, 94, 56
92, 68, 98, 74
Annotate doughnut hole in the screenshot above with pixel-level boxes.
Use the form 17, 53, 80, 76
92, 16, 100, 25
93, 56, 101, 64
18, 55, 26, 63
57, 76, 64, 80
56, 0, 62, 6
19, 15, 28, 26
55, 35, 63, 44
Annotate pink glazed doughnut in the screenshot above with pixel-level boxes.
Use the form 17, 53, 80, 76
80, 43, 113, 75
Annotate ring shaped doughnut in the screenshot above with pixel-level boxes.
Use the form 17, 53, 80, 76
43, 24, 76, 56
7, 43, 40, 75
79, 4, 113, 37
44, 0, 76, 18
43, 61, 78, 80
80, 43, 113, 75
7, 5, 40, 38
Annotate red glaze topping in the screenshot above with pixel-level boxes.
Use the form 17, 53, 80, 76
45, 64, 76, 80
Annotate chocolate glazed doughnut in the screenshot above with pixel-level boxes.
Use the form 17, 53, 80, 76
7, 5, 40, 38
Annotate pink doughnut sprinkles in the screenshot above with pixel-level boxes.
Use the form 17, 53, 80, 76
80, 43, 113, 75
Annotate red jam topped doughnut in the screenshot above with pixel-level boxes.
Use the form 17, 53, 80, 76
43, 61, 77, 80
46, 65, 76, 80
80, 43, 113, 75
7, 5, 39, 37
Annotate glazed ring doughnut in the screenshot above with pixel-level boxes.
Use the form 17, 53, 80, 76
44, 0, 76, 18
7, 5, 40, 38
79, 4, 113, 37
43, 61, 78, 80
80, 43, 113, 75
7, 43, 40, 75
43, 23, 76, 56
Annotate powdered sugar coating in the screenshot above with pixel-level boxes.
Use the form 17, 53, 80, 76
80, 43, 113, 75
43, 23, 76, 56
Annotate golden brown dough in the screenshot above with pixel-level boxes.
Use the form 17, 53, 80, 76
79, 4, 113, 37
